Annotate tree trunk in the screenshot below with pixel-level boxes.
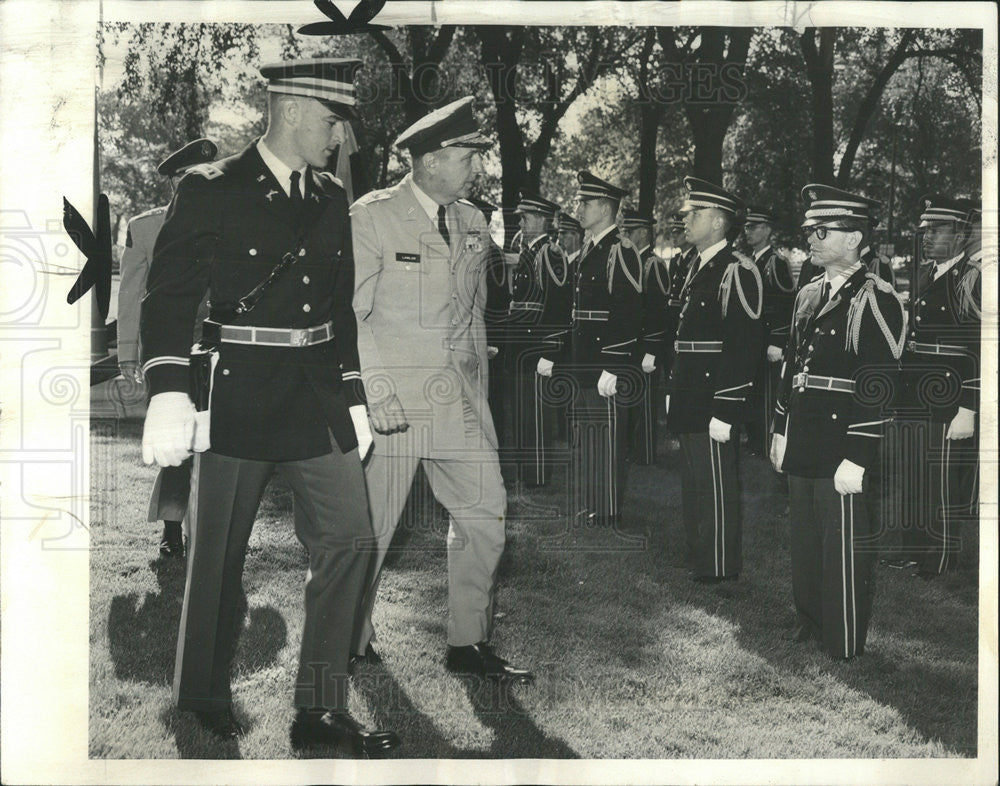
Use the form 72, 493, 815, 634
800, 28, 836, 183
836, 31, 915, 186
477, 26, 527, 242
637, 101, 662, 212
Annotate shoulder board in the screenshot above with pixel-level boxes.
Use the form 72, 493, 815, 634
133, 205, 167, 222
352, 187, 394, 207
863, 271, 895, 293
732, 249, 755, 269
313, 171, 344, 189
184, 163, 223, 180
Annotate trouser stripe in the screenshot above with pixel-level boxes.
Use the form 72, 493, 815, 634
848, 493, 857, 656
710, 438, 721, 576
608, 395, 617, 514
534, 374, 543, 485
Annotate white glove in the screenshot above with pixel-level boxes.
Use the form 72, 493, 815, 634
350, 404, 373, 460
141, 392, 196, 467
597, 370, 618, 397
708, 417, 731, 443
487, 345, 499, 359
946, 407, 976, 440
833, 458, 865, 495
770, 433, 786, 472
642, 353, 656, 373
536, 357, 554, 377
664, 394, 670, 414
766, 345, 783, 363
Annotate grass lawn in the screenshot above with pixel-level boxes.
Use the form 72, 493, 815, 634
89, 418, 979, 760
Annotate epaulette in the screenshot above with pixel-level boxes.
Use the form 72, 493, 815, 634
314, 171, 344, 189
183, 163, 223, 180
645, 255, 670, 294
607, 240, 642, 294
845, 275, 906, 359
719, 254, 762, 319
352, 186, 394, 208
133, 205, 167, 222
957, 253, 982, 320
539, 242, 567, 286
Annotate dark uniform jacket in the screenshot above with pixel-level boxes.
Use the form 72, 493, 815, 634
773, 266, 906, 478
483, 238, 511, 348
639, 246, 671, 365
667, 243, 764, 433
141, 142, 365, 462
861, 245, 895, 287
895, 251, 980, 423
562, 227, 643, 387
501, 233, 569, 349
755, 245, 797, 350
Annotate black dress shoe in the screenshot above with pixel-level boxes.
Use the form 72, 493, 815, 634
192, 708, 244, 739
290, 708, 400, 756
691, 574, 739, 584
445, 642, 534, 684
348, 642, 382, 674
159, 520, 185, 559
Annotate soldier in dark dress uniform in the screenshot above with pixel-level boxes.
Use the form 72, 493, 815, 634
140, 58, 398, 753
552, 213, 584, 444
892, 195, 981, 576
499, 193, 567, 486
467, 196, 510, 443
119, 138, 218, 559
624, 209, 667, 465
668, 178, 762, 582
771, 184, 906, 659
663, 213, 697, 435
537, 172, 643, 527
743, 206, 796, 456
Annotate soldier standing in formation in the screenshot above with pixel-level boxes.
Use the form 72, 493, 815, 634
624, 208, 668, 465
668, 178, 763, 582
140, 57, 399, 751
662, 212, 696, 432
891, 195, 981, 576
118, 138, 218, 558
500, 193, 567, 487
350, 96, 533, 684
537, 171, 643, 527
771, 184, 906, 659
743, 206, 796, 456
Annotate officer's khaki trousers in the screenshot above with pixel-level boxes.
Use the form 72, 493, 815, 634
355, 400, 507, 651
174, 444, 371, 713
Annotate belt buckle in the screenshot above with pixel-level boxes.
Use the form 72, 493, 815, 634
797, 372, 808, 387
290, 328, 309, 347
906, 340, 916, 352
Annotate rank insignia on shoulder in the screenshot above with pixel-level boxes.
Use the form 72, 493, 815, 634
464, 231, 483, 254
186, 163, 223, 180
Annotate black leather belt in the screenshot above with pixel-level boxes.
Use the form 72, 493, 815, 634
906, 340, 966, 356
674, 340, 722, 353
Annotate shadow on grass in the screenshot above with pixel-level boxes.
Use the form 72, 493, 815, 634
108, 558, 288, 686
651, 450, 978, 756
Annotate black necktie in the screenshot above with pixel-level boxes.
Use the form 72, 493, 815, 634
289, 170, 304, 228
818, 279, 831, 309
437, 204, 451, 249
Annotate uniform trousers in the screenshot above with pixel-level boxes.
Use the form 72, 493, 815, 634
501, 340, 559, 486
147, 458, 192, 524
788, 476, 878, 659
895, 419, 979, 573
354, 399, 507, 652
174, 444, 371, 712
570, 387, 629, 519
629, 367, 660, 466
678, 432, 743, 577
744, 356, 771, 456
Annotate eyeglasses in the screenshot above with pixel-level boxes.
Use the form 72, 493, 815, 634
803, 225, 855, 241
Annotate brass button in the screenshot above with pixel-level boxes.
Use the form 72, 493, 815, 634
298, 249, 306, 257
831, 413, 837, 419
249, 248, 257, 256
302, 304, 311, 313
302, 276, 310, 284
222, 368, 230, 376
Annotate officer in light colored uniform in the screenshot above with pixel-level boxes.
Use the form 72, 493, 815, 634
624, 208, 667, 465
892, 195, 981, 576
499, 192, 568, 487
771, 184, 906, 659
118, 138, 218, 558
537, 172, 643, 527
743, 206, 796, 456
669, 178, 762, 582
350, 97, 533, 683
